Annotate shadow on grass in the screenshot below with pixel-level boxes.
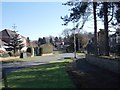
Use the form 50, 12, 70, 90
6, 60, 76, 88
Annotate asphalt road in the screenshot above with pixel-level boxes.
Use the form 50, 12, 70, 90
2, 53, 85, 74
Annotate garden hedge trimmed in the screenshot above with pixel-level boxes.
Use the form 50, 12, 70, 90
40, 44, 53, 54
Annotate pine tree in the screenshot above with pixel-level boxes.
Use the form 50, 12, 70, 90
5, 34, 24, 56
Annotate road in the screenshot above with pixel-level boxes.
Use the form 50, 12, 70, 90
2, 53, 85, 74
2, 53, 119, 88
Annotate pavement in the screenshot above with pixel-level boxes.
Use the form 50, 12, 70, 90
69, 58, 120, 88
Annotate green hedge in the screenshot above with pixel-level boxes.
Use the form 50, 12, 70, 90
40, 44, 53, 54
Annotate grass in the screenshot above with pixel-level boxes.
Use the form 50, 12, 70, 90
0, 80, 2, 90
77, 53, 85, 56
3, 59, 76, 88
87, 54, 120, 61
98, 55, 120, 60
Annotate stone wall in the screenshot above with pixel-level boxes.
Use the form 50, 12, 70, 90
86, 55, 120, 74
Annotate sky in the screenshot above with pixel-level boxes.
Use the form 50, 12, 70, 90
1, 1, 115, 40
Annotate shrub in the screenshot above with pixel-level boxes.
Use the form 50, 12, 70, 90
40, 44, 53, 54
0, 53, 10, 57
8, 51, 15, 57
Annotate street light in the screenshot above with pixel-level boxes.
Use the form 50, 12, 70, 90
73, 21, 77, 59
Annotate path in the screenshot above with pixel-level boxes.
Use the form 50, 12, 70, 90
69, 58, 119, 88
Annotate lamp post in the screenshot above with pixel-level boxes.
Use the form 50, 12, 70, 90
73, 21, 77, 59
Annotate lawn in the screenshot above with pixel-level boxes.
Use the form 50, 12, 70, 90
2, 59, 76, 88
77, 53, 85, 56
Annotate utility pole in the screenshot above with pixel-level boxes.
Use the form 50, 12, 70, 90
73, 21, 77, 59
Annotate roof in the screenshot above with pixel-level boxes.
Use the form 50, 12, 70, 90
0, 39, 7, 46
0, 29, 17, 39
30, 40, 38, 47
0, 29, 26, 40
5, 29, 17, 37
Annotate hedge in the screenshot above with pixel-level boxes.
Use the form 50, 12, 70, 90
40, 44, 53, 54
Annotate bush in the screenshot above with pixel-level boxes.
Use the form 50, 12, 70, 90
0, 53, 10, 57
40, 44, 53, 54
8, 51, 14, 56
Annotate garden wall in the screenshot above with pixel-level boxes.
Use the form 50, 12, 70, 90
86, 55, 120, 74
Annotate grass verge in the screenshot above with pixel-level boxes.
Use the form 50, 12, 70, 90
2, 59, 76, 88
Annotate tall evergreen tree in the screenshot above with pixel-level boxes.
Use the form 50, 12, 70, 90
38, 37, 43, 46
26, 37, 30, 47
42, 37, 46, 44
50, 38, 54, 45
61, 0, 120, 56
5, 34, 24, 56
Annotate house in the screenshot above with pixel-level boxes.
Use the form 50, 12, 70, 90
0, 39, 7, 53
30, 40, 39, 56
0, 29, 27, 53
0, 29, 27, 46
109, 32, 120, 55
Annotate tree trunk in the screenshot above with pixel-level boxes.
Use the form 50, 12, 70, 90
93, 2, 98, 56
103, 2, 109, 56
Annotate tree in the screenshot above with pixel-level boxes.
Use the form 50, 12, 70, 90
42, 37, 46, 44
50, 37, 54, 45
38, 37, 43, 46
5, 34, 24, 56
62, 28, 71, 38
61, 0, 93, 52
97, 2, 120, 56
26, 37, 30, 47
61, 1, 120, 56
59, 37, 62, 42
93, 2, 98, 55
103, 2, 109, 56
54, 37, 59, 42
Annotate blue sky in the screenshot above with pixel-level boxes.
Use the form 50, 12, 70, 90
2, 2, 73, 40
2, 1, 114, 40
